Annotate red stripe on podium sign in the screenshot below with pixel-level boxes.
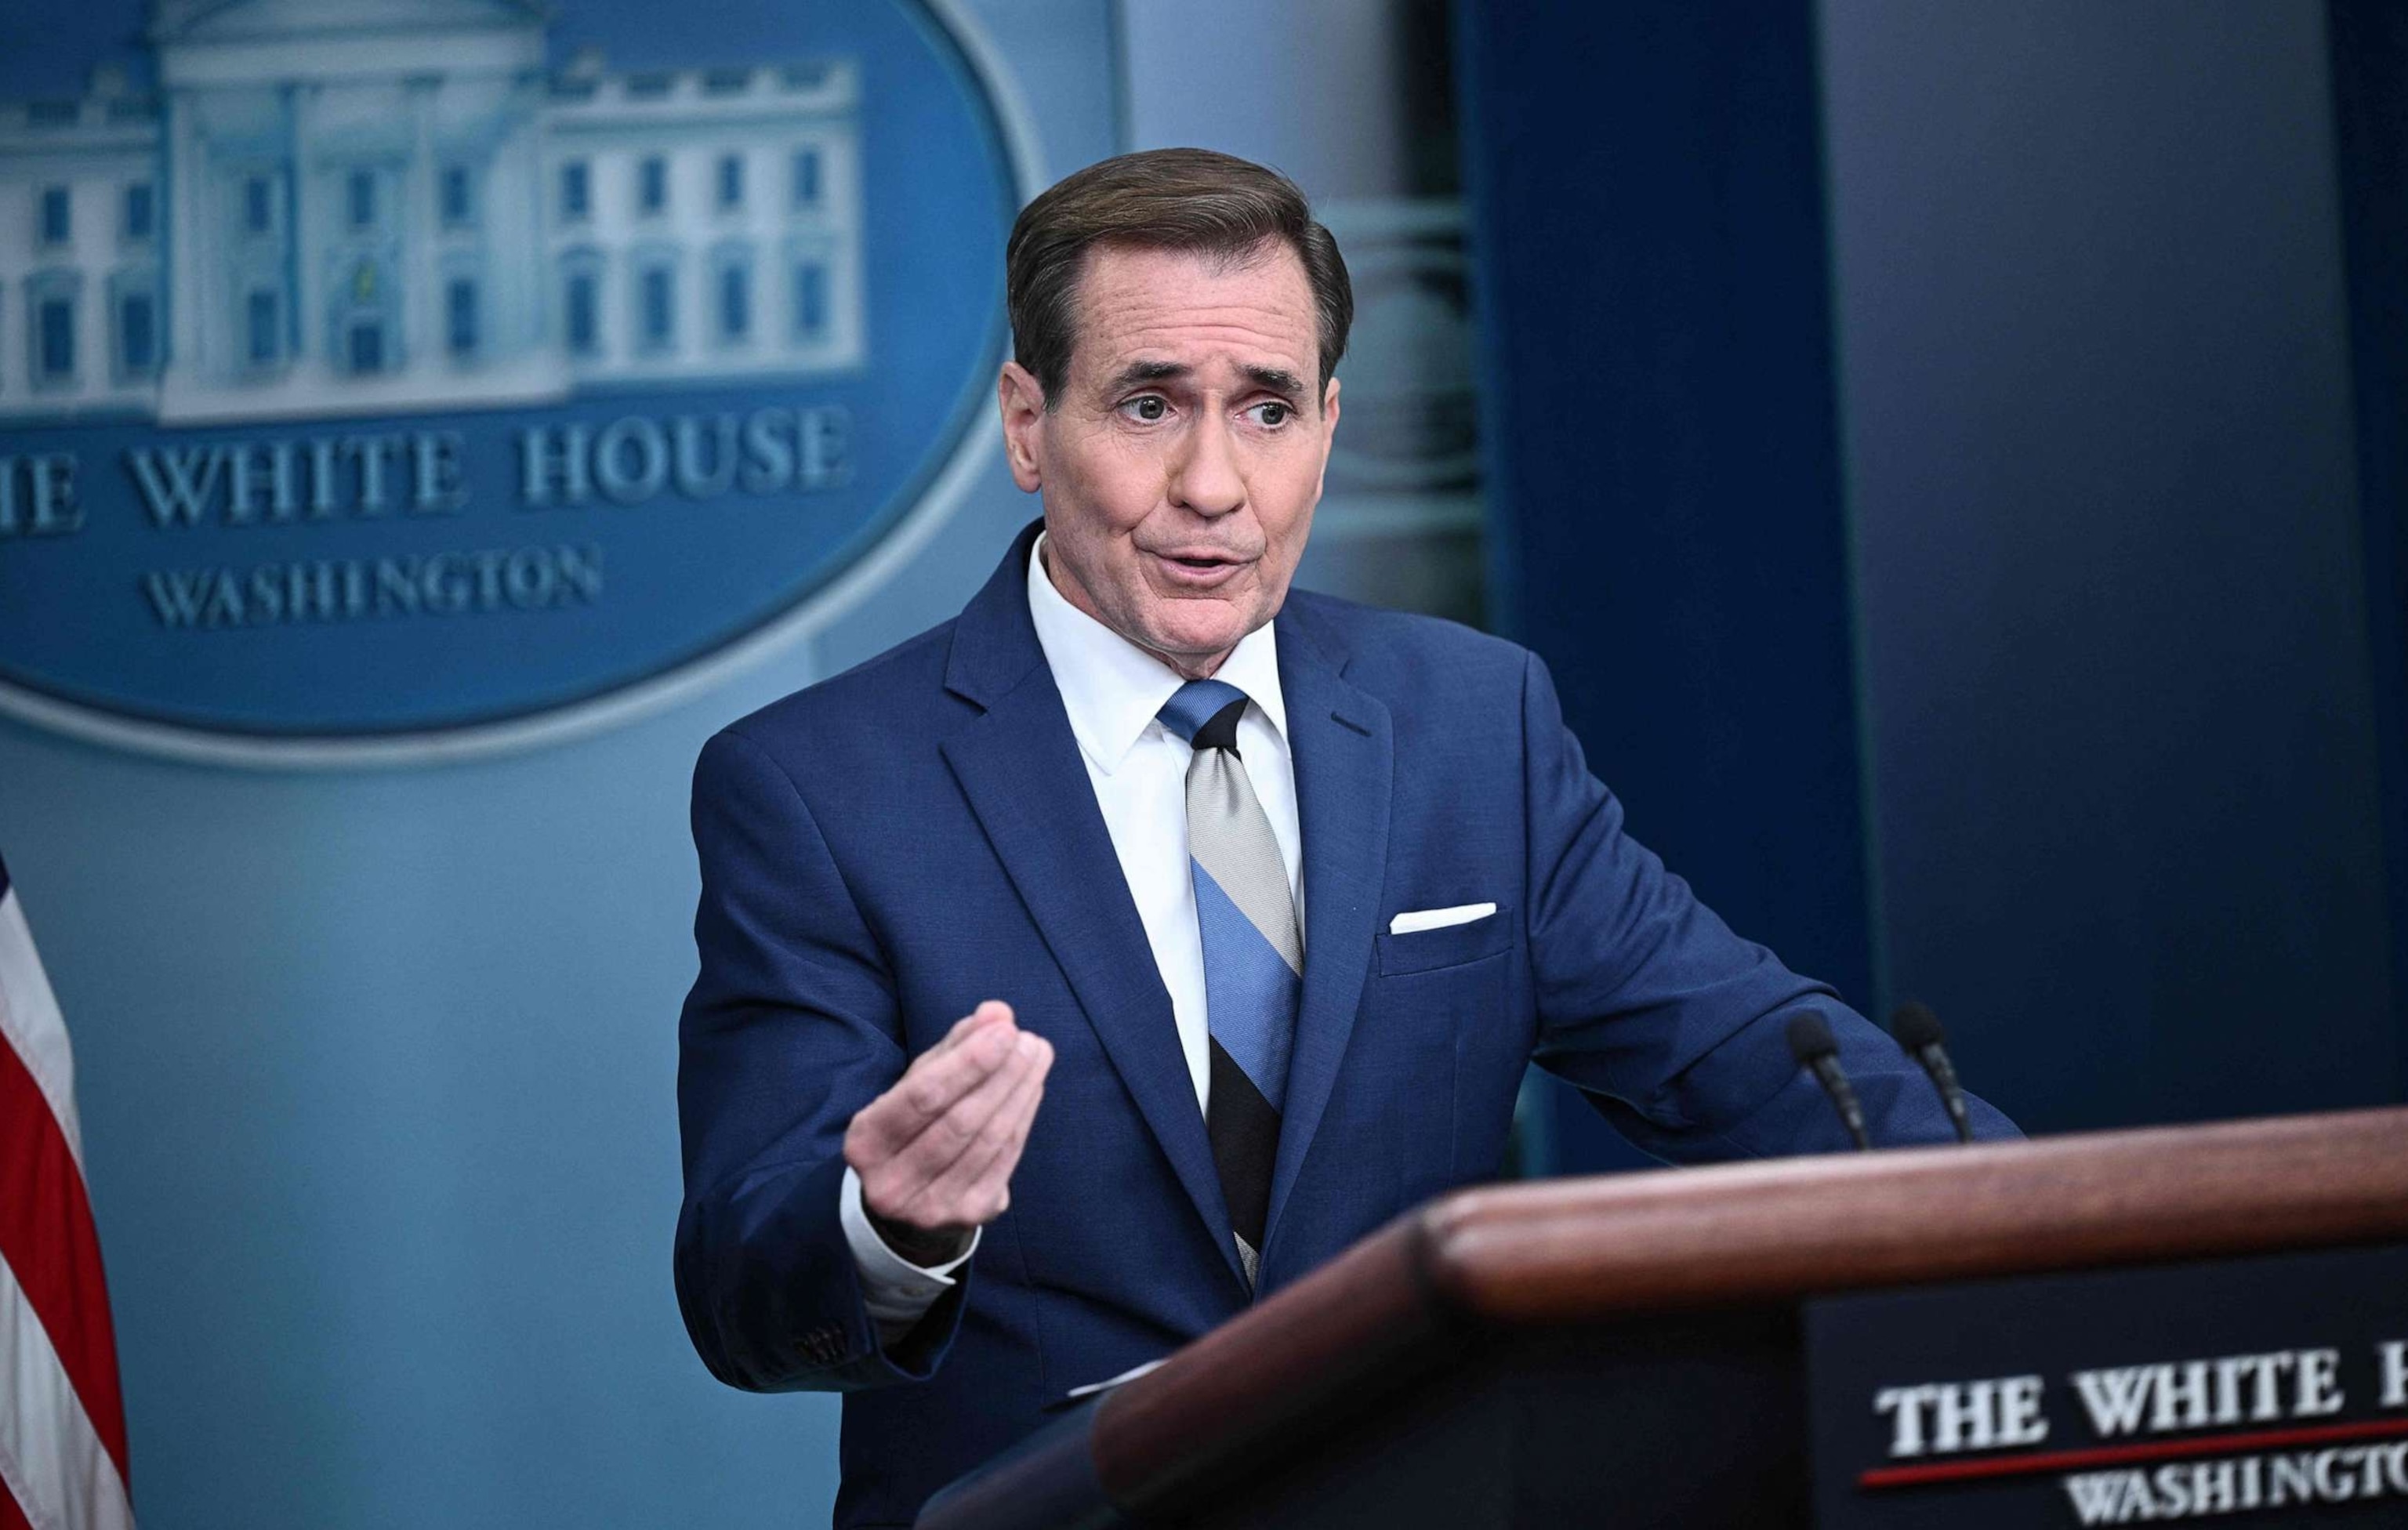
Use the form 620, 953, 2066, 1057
1859, 1415, 2408, 1490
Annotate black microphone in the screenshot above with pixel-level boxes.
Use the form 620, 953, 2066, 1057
1890, 1002, 1975, 1144
1786, 1013, 1871, 1151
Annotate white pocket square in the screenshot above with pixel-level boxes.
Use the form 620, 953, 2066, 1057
1387, 901, 1496, 935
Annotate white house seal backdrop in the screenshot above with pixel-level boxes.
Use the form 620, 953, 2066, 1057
0, 0, 1026, 763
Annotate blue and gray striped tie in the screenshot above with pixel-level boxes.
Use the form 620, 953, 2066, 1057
1158, 679, 1301, 1286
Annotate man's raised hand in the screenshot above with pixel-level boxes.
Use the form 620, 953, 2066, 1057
845, 1000, 1054, 1265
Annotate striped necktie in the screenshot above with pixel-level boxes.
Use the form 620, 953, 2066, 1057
1158, 678, 1301, 1287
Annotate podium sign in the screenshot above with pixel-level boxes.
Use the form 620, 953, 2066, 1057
1808, 1243, 2408, 1527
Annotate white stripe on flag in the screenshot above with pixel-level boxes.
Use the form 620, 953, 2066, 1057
0, 888, 79, 1167
0, 1249, 136, 1530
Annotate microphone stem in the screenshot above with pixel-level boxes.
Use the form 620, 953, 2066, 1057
1810, 1057, 1873, 1151
1920, 1046, 1975, 1143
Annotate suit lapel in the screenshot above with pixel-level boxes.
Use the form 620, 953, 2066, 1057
941, 525, 1243, 1289
1262, 605, 1393, 1260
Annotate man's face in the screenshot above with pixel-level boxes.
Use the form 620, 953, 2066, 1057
999, 240, 1340, 678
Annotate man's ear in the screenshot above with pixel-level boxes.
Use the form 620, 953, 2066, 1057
1313, 375, 1342, 498
998, 362, 1047, 492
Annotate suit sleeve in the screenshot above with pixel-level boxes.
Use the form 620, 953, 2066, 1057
673, 726, 970, 1391
1516, 651, 2018, 1158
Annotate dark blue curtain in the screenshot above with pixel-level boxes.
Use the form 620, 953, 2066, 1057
1456, 1, 1870, 1169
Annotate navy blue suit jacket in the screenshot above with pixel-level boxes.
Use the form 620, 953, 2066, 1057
674, 520, 2014, 1525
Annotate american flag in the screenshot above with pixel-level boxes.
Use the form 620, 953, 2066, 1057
0, 856, 134, 1530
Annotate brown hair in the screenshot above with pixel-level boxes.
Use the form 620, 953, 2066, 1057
1005, 147, 1353, 408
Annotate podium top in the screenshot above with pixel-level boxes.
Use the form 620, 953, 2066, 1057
1087, 1107, 2408, 1518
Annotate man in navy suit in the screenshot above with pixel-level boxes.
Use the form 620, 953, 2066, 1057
674, 147, 2015, 1527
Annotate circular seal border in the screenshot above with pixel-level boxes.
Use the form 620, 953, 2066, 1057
0, 0, 1044, 772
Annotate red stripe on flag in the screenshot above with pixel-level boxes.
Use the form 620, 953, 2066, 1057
0, 1031, 129, 1478
0, 1475, 34, 1530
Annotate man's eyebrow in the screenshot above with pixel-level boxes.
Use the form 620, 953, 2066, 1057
1241, 364, 1306, 401
1097, 360, 1308, 400
1104, 360, 1188, 392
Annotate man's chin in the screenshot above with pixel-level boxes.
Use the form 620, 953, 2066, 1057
1133, 614, 1257, 674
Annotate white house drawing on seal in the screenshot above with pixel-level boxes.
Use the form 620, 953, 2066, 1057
0, 0, 865, 425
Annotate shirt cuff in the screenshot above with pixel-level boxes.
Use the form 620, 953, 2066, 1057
840, 1163, 980, 1343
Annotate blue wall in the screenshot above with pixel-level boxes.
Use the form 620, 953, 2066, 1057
1823, 0, 2398, 1129
1460, 0, 2403, 1162
0, 5, 1117, 1525
2330, 0, 2408, 1130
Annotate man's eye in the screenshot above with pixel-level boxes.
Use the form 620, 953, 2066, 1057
1123, 397, 1169, 422
1249, 401, 1292, 427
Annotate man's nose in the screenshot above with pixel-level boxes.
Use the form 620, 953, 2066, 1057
1167, 414, 1246, 517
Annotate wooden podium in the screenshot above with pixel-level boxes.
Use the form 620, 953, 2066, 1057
917, 1108, 2408, 1528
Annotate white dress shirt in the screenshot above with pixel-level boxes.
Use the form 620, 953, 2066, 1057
840, 532, 1304, 1341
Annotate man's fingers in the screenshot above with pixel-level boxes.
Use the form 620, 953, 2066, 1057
893, 1037, 1052, 1228
847, 1002, 1018, 1160
850, 1041, 1007, 1160
937, 1000, 1014, 1053
914, 1001, 1015, 1072
912, 1036, 1053, 1217
856, 1034, 1045, 1216
948, 1041, 1052, 1220
880, 1034, 1041, 1186
917, 999, 1015, 1071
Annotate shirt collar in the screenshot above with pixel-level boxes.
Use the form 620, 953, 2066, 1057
1025, 531, 1288, 775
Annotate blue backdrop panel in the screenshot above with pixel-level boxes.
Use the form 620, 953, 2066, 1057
2330, 0, 2408, 1125
1455, 0, 1873, 1169
0, 2, 1121, 1525
1462, 0, 2405, 1155
1822, 0, 2397, 1130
